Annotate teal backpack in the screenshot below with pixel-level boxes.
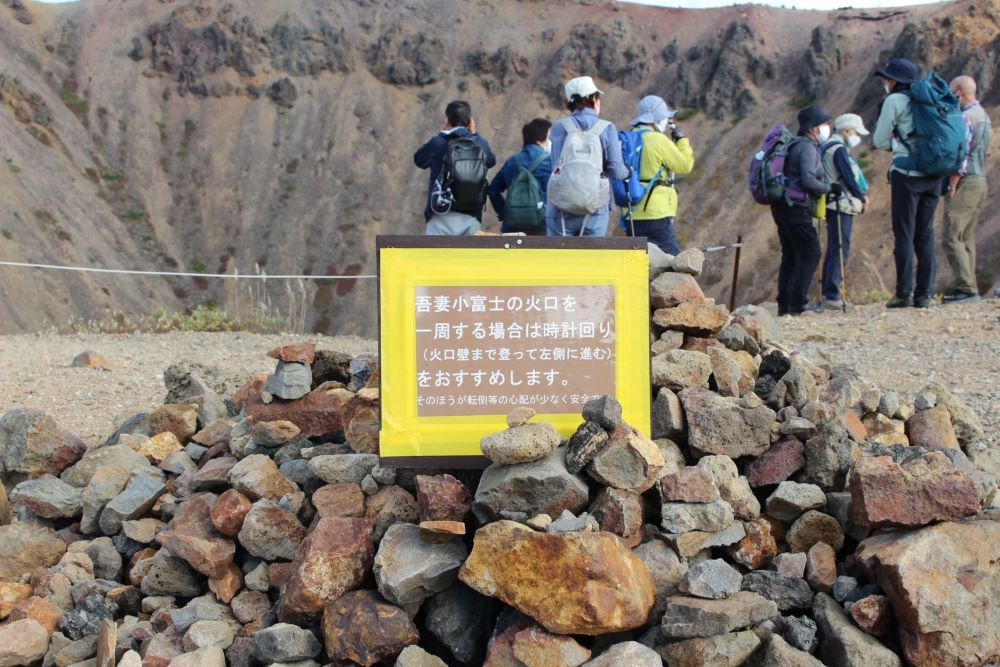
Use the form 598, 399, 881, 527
504, 153, 548, 230
894, 73, 968, 176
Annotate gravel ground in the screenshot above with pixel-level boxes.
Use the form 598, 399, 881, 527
780, 298, 1000, 448
0, 301, 996, 450
0, 332, 375, 445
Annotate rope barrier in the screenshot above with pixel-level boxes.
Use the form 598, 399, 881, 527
700, 243, 743, 254
0, 260, 376, 280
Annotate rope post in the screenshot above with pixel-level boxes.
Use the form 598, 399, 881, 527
729, 235, 742, 312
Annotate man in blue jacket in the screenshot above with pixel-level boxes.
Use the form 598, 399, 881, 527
488, 118, 552, 234
414, 100, 497, 235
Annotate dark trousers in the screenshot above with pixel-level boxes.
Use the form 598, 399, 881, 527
627, 217, 680, 255
890, 170, 942, 299
822, 211, 853, 301
771, 201, 821, 315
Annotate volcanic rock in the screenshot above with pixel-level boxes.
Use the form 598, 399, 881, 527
812, 593, 900, 667
475, 447, 589, 519
480, 422, 561, 465
680, 389, 775, 458
586, 427, 665, 494
321, 590, 418, 666
658, 630, 761, 667
660, 591, 779, 639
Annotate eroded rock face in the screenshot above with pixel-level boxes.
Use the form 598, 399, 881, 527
458, 520, 654, 635
855, 518, 1000, 667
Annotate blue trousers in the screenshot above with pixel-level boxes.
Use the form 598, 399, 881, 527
822, 211, 853, 301
627, 217, 680, 255
546, 210, 610, 237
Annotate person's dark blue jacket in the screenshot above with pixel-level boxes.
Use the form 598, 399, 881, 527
488, 144, 552, 231
414, 127, 496, 221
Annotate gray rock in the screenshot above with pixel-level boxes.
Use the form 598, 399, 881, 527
680, 389, 775, 458
84, 537, 123, 582
308, 454, 379, 485
105, 412, 152, 446
812, 593, 901, 667
265, 361, 312, 401
832, 576, 858, 603
583, 641, 662, 666
877, 392, 900, 418
474, 446, 589, 519
860, 388, 882, 414
661, 591, 780, 639
732, 305, 780, 343
373, 523, 467, 611
582, 395, 624, 430
251, 623, 321, 663
696, 455, 739, 484
774, 615, 819, 653
10, 474, 82, 518
238, 500, 305, 561
138, 551, 202, 597
51, 634, 97, 666
160, 451, 197, 475
649, 271, 701, 308
761, 634, 824, 667
480, 422, 561, 465
648, 242, 675, 279
741, 571, 814, 612
565, 421, 609, 474
395, 645, 447, 666
672, 247, 705, 276
184, 620, 236, 651
60, 593, 117, 640
169, 594, 237, 633
651, 387, 686, 440
99, 474, 166, 535
424, 583, 500, 665
780, 417, 817, 440
186, 443, 208, 461
661, 499, 734, 534
371, 465, 397, 486
772, 553, 807, 578
652, 350, 712, 391
61, 444, 150, 488
765, 482, 826, 522
634, 540, 688, 620
921, 382, 984, 446
681, 559, 742, 599
360, 474, 379, 496
717, 323, 761, 356
914, 392, 937, 411
244, 563, 269, 592
163, 363, 230, 425
546, 509, 599, 534
802, 423, 857, 491
586, 429, 664, 494
0, 409, 87, 480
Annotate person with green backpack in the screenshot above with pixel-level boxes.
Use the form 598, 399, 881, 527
488, 118, 553, 234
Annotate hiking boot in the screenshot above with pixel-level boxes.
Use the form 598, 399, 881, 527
914, 295, 933, 309
823, 299, 845, 310
886, 296, 913, 308
942, 291, 980, 305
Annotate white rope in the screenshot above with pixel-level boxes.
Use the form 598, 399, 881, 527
0, 260, 376, 280
700, 243, 743, 254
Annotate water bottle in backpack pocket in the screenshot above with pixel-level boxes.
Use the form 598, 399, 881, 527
433, 136, 488, 214
748, 124, 809, 206
547, 118, 611, 215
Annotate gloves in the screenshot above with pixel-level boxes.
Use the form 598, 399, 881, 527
829, 182, 844, 197
670, 123, 685, 142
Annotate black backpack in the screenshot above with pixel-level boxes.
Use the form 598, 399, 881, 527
434, 136, 488, 213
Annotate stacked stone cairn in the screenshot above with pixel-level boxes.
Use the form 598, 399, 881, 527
0, 248, 997, 666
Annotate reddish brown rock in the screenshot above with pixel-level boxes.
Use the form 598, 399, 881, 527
652, 302, 730, 336
419, 521, 466, 542
191, 457, 237, 491
231, 375, 268, 411
156, 495, 236, 579
342, 397, 381, 455
208, 563, 244, 604
681, 336, 725, 354
268, 562, 293, 590
855, 518, 1000, 666
0, 523, 66, 582
366, 485, 419, 542
0, 582, 32, 618
786, 510, 844, 553
278, 517, 375, 621
0, 409, 87, 478
127, 548, 157, 586
905, 406, 960, 450
149, 403, 199, 444
239, 501, 306, 561
95, 619, 116, 667
746, 438, 805, 488
727, 518, 778, 570
251, 420, 301, 447
321, 590, 418, 666
8, 596, 63, 634
844, 412, 868, 443
415, 474, 472, 523
227, 454, 298, 501
660, 467, 720, 503
190, 419, 233, 449
313, 483, 366, 519
511, 626, 591, 666
459, 520, 654, 635
243, 384, 352, 439
210, 489, 252, 537
589, 488, 643, 541
848, 454, 981, 529
0, 619, 49, 665
71, 351, 110, 370
267, 342, 317, 364
650, 272, 706, 309
805, 542, 837, 593
848, 595, 892, 638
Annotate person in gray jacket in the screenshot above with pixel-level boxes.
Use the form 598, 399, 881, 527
872, 58, 942, 309
942, 75, 991, 304
770, 106, 842, 316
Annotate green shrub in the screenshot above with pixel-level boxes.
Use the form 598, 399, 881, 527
62, 305, 286, 334
676, 108, 698, 122
788, 95, 815, 110
59, 81, 89, 119
125, 209, 145, 220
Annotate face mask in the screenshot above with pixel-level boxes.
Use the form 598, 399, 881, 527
883, 82, 892, 95
848, 134, 862, 148
817, 125, 831, 142
654, 118, 670, 133
542, 140, 552, 153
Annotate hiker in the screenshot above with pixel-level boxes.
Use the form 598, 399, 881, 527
617, 95, 695, 255
872, 59, 946, 308
819, 113, 870, 309
942, 75, 991, 304
769, 106, 842, 316
546, 76, 628, 237
488, 118, 553, 235
414, 100, 497, 235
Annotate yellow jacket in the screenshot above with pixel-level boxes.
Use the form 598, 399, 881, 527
627, 131, 695, 220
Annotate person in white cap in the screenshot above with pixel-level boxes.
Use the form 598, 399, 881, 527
545, 76, 628, 237
819, 113, 870, 309
621, 95, 694, 254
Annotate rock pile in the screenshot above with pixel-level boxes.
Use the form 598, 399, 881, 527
0, 246, 997, 666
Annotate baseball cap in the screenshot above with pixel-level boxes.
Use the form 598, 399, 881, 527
564, 76, 603, 102
834, 113, 870, 136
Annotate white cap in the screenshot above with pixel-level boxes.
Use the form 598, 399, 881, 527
834, 113, 870, 136
564, 76, 603, 102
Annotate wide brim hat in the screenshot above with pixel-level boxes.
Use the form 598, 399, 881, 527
835, 113, 870, 136
630, 95, 676, 126
874, 58, 920, 84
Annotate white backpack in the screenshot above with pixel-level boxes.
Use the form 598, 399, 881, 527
547, 117, 611, 216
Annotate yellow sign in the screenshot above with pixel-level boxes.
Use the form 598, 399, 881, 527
378, 236, 650, 466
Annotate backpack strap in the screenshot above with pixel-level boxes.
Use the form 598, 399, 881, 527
589, 119, 611, 137
522, 152, 548, 173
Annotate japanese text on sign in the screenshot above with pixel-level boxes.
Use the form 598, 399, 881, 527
414, 286, 616, 417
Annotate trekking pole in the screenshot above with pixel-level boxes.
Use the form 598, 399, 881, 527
729, 234, 742, 311
835, 195, 847, 313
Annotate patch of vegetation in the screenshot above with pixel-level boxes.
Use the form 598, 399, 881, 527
62, 305, 286, 335
845, 287, 892, 305
1, 229, 12, 240
125, 209, 146, 220
184, 119, 197, 137
101, 171, 122, 182
34, 209, 56, 223
788, 94, 815, 110
6, 159, 20, 174
190, 259, 207, 274
675, 108, 698, 122
59, 81, 89, 120
29, 127, 52, 147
